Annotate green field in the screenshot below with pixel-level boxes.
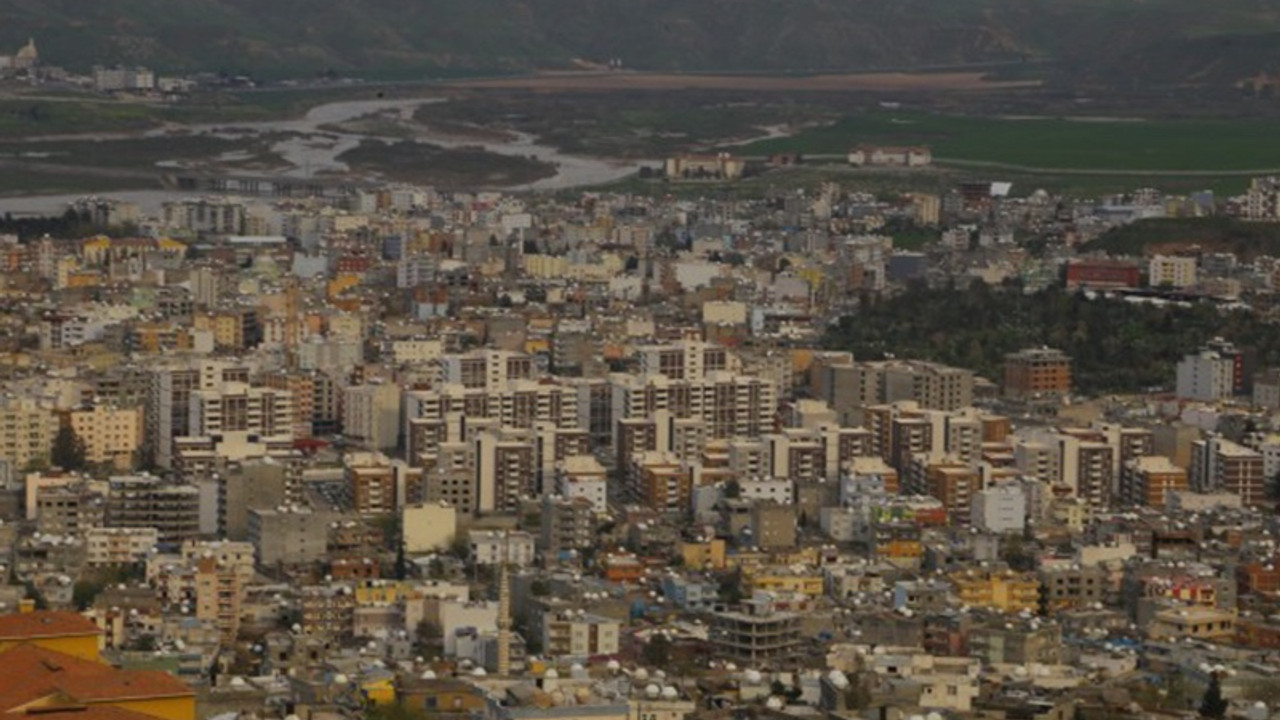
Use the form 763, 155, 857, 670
592, 164, 1251, 202
743, 112, 1280, 173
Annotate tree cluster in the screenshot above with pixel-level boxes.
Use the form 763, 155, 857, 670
827, 281, 1280, 395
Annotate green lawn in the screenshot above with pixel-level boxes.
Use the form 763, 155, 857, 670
743, 112, 1280, 172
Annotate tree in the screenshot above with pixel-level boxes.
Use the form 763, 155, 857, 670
413, 618, 443, 658
1200, 673, 1229, 719
718, 568, 745, 605
643, 632, 671, 666
51, 424, 86, 472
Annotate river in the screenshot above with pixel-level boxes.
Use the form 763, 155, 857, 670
2, 96, 651, 215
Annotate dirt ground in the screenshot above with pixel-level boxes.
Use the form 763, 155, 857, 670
445, 70, 1041, 93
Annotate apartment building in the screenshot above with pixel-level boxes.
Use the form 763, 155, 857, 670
541, 610, 620, 659
188, 382, 293, 438
540, 494, 596, 556
469, 530, 535, 566
949, 569, 1040, 613
193, 555, 244, 644
1003, 348, 1072, 399
1120, 456, 1188, 507
343, 382, 402, 452
35, 482, 104, 536
709, 594, 801, 664
440, 349, 534, 389
0, 395, 56, 470
405, 380, 581, 457
67, 404, 143, 469
627, 451, 692, 512
300, 585, 356, 639
474, 428, 536, 515
636, 340, 739, 381
923, 462, 984, 524
147, 360, 251, 468
247, 507, 332, 569
1176, 339, 1252, 401
811, 356, 973, 419
970, 483, 1027, 533
1243, 176, 1280, 221
1190, 436, 1266, 508
262, 370, 339, 438
85, 527, 158, 566
1149, 254, 1198, 288
1056, 429, 1116, 509
610, 371, 777, 442
105, 474, 200, 543
554, 455, 608, 512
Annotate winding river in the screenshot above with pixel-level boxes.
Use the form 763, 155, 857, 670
2, 96, 652, 215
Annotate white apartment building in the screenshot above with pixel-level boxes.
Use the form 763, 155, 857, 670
1176, 351, 1236, 401
554, 455, 608, 512
970, 484, 1027, 533
469, 530, 536, 567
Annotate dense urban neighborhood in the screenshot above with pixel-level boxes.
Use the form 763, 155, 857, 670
0, 166, 1278, 720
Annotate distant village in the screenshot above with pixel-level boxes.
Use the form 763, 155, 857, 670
0, 37, 240, 96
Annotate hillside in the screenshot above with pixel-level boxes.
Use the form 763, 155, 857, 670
6, 0, 1280, 86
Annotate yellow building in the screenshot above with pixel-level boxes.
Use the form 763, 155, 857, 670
193, 313, 246, 351
524, 254, 569, 278
1148, 606, 1236, 642
354, 580, 420, 606
327, 274, 361, 299
0, 610, 195, 720
950, 569, 1040, 613
68, 405, 144, 469
360, 676, 397, 706
0, 607, 103, 660
681, 538, 727, 570
748, 570, 825, 598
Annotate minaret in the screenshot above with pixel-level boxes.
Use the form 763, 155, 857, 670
496, 559, 512, 675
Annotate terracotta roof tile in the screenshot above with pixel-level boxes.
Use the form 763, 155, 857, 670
0, 644, 191, 712
0, 613, 101, 642
7, 704, 164, 720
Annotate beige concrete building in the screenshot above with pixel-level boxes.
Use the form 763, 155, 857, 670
0, 396, 56, 470
541, 609, 621, 659
1149, 254, 1197, 288
86, 526, 159, 566
343, 382, 402, 452
402, 501, 457, 553
68, 404, 143, 469
188, 382, 293, 438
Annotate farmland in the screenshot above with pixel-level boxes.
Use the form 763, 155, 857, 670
742, 112, 1280, 172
